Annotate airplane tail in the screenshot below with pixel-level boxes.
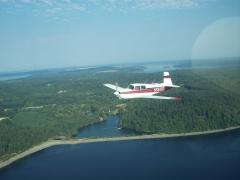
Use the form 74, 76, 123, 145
163, 72, 180, 88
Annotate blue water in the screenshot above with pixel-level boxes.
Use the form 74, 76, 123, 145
77, 116, 137, 138
143, 63, 175, 73
141, 60, 192, 73
0, 74, 31, 81
0, 128, 240, 180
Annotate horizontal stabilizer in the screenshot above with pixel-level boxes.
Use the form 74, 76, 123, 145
166, 84, 181, 88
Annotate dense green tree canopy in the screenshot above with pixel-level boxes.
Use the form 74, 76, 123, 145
0, 62, 239, 161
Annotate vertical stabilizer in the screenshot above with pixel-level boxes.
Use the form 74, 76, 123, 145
163, 72, 173, 86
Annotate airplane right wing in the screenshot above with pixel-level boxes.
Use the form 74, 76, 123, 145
103, 84, 125, 91
137, 96, 181, 100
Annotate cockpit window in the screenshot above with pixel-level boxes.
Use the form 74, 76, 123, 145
141, 86, 146, 90
135, 86, 140, 90
128, 85, 134, 90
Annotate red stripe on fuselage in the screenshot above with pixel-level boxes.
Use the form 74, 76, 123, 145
120, 89, 154, 94
120, 88, 166, 94
164, 86, 172, 90
163, 75, 170, 78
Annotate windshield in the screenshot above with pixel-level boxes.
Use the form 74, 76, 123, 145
128, 85, 134, 90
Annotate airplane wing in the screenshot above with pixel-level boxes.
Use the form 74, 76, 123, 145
103, 84, 125, 91
136, 96, 181, 100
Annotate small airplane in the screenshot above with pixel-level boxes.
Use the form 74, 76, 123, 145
104, 72, 181, 100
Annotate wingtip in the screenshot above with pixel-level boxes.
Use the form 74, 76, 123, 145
174, 96, 182, 101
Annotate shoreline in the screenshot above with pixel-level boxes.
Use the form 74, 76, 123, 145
0, 126, 240, 169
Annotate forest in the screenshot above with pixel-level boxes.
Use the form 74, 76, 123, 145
0, 67, 119, 161
0, 60, 240, 161
119, 66, 240, 133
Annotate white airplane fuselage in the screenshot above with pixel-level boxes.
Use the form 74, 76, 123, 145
114, 83, 171, 99
104, 71, 180, 100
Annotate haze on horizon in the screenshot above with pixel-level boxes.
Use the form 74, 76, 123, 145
0, 0, 240, 72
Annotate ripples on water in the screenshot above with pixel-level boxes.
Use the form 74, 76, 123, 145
1, 125, 240, 180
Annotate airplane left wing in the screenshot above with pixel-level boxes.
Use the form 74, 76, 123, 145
136, 96, 181, 100
104, 84, 125, 91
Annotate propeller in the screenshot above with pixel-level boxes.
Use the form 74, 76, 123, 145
114, 82, 119, 94
114, 82, 121, 99
115, 82, 118, 92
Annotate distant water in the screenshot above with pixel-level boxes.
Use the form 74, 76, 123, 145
143, 63, 175, 73
1, 129, 240, 180
142, 61, 190, 73
0, 74, 31, 81
77, 116, 137, 138
141, 60, 230, 73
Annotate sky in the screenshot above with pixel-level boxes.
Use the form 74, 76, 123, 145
0, 0, 240, 72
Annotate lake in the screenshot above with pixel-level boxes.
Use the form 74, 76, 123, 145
77, 116, 138, 138
0, 74, 31, 81
0, 116, 240, 180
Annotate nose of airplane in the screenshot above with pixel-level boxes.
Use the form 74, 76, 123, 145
114, 91, 119, 96
114, 91, 122, 99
